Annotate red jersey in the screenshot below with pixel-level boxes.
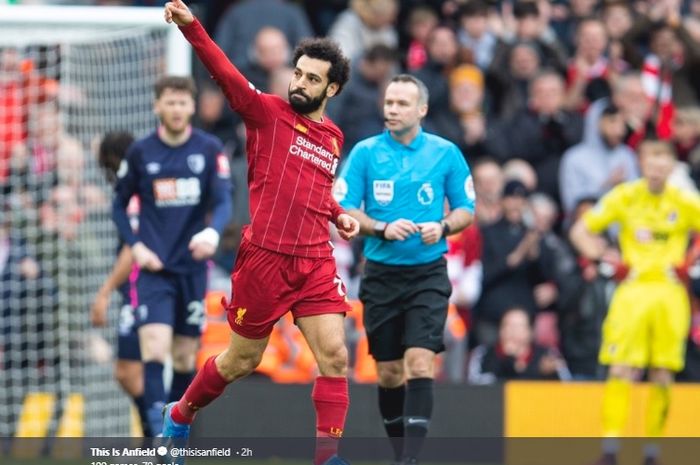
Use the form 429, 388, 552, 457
181, 19, 344, 258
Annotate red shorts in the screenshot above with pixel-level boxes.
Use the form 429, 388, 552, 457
226, 238, 350, 339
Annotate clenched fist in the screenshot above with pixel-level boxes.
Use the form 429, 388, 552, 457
164, 0, 194, 26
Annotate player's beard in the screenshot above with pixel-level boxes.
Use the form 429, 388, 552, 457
289, 87, 326, 114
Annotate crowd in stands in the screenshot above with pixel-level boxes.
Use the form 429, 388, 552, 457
3, 0, 700, 385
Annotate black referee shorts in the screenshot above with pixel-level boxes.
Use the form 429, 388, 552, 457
359, 257, 452, 362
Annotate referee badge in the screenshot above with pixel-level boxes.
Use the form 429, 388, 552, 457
465, 175, 476, 201
373, 180, 394, 205
417, 182, 434, 205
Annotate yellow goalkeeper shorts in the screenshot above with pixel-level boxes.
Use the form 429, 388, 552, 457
599, 279, 690, 371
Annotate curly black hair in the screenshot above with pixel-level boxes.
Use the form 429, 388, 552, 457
98, 131, 134, 185
292, 38, 350, 95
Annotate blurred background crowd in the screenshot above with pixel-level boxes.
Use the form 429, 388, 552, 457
3, 0, 700, 388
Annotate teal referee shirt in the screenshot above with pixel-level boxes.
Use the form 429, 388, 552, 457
335, 128, 475, 266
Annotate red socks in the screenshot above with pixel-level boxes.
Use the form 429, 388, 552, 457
312, 376, 349, 465
171, 356, 229, 425
168, 363, 349, 465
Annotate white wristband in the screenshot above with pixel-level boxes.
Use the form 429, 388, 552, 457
191, 227, 220, 248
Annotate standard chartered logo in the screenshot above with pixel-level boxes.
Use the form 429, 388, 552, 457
289, 135, 338, 174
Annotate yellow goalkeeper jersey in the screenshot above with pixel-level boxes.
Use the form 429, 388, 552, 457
583, 179, 700, 280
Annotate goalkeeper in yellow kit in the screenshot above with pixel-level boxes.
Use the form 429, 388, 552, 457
570, 140, 700, 465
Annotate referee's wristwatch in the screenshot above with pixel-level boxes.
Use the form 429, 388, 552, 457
373, 221, 388, 239
440, 220, 451, 238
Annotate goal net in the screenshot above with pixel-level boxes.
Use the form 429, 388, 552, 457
0, 5, 189, 438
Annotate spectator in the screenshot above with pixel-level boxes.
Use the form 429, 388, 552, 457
492, 71, 583, 203
502, 158, 539, 192
413, 25, 461, 120
0, 207, 43, 332
529, 193, 567, 312
0, 204, 56, 436
302, 0, 349, 36
456, 0, 498, 70
625, 0, 700, 115
327, 44, 397, 154
559, 102, 639, 220
488, 40, 542, 119
214, 0, 312, 68
489, 1, 568, 79
603, 0, 634, 40
550, 0, 599, 53
448, 156, 505, 324
0, 48, 57, 190
328, 0, 399, 62
448, 223, 483, 326
602, 0, 634, 74
473, 156, 505, 225
239, 27, 291, 92
194, 83, 240, 150
29, 103, 104, 242
558, 197, 617, 380
672, 106, 700, 164
473, 179, 551, 346
268, 66, 296, 99
565, 18, 611, 111
684, 0, 700, 43
610, 72, 654, 149
468, 307, 570, 384
425, 64, 493, 157
405, 5, 439, 71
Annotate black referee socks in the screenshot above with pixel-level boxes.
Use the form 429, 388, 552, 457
378, 384, 406, 460
403, 377, 434, 461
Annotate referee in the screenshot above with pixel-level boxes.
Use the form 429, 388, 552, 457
335, 74, 475, 465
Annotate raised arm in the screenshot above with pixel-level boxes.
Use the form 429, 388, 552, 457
164, 0, 272, 125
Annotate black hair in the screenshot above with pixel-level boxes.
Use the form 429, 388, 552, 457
364, 44, 398, 63
513, 1, 539, 19
98, 131, 135, 185
457, 0, 489, 18
292, 38, 350, 95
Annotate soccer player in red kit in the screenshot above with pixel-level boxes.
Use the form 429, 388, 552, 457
162, 2, 359, 464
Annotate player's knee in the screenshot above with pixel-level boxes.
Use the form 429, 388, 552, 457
608, 365, 636, 380
139, 337, 171, 363
171, 356, 196, 373
141, 348, 169, 363
171, 351, 196, 373
405, 363, 433, 379
649, 368, 673, 385
217, 349, 263, 381
376, 361, 404, 387
114, 363, 143, 397
114, 364, 130, 389
405, 355, 434, 378
318, 343, 348, 376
